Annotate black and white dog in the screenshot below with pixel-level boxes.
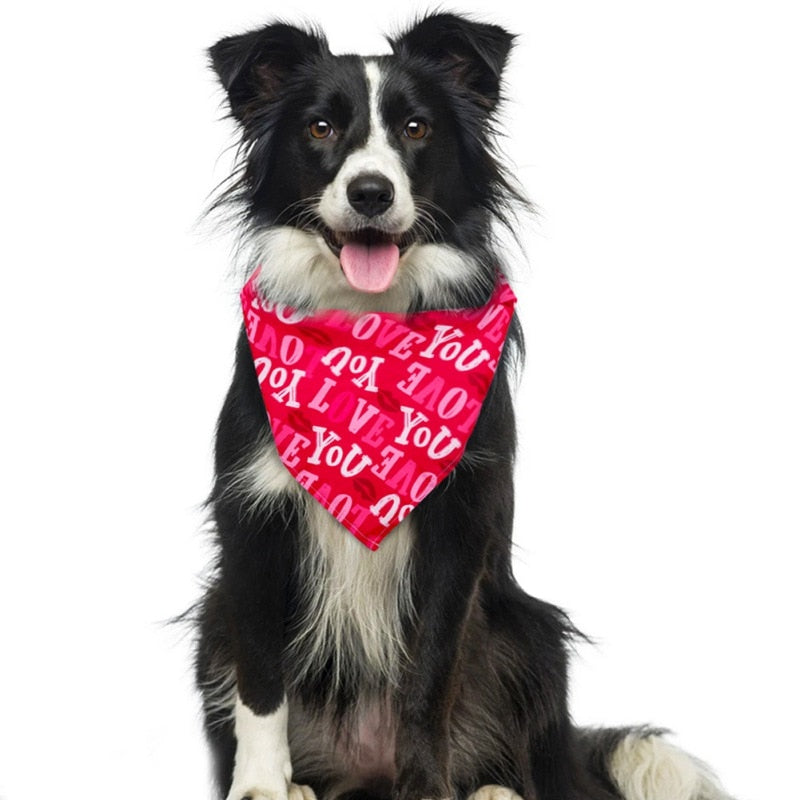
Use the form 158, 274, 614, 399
194, 13, 734, 800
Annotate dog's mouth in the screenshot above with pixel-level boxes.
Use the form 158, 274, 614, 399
322, 227, 414, 294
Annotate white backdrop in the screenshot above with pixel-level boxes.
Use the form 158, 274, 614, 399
1, 2, 797, 799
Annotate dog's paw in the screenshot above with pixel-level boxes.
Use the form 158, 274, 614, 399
288, 784, 318, 800
467, 785, 523, 800
226, 782, 317, 800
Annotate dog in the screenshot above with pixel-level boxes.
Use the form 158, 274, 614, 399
193, 13, 735, 800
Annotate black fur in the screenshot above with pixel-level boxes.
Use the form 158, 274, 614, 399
192, 13, 696, 800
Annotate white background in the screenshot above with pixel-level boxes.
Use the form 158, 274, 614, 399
1, 2, 797, 799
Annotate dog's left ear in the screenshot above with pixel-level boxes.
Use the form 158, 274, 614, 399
389, 13, 514, 111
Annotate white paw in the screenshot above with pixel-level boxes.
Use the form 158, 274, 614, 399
228, 696, 301, 800
609, 734, 733, 800
226, 782, 317, 800
288, 784, 318, 800
467, 785, 523, 800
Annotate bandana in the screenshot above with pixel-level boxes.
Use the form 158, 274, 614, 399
241, 270, 517, 550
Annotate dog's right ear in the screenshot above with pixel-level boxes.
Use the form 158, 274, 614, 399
209, 23, 329, 122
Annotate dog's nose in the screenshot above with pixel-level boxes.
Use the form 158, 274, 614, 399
347, 173, 395, 218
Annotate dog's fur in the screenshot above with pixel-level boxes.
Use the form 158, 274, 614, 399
194, 13, 734, 800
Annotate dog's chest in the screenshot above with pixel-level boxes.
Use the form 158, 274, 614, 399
291, 501, 415, 689
240, 441, 415, 687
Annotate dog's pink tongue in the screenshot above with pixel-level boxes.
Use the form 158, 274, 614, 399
340, 242, 400, 293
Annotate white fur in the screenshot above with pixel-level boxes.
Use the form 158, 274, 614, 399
250, 227, 483, 315
467, 786, 523, 800
223, 436, 303, 515
250, 227, 415, 313
228, 695, 294, 800
317, 60, 416, 236
290, 500, 415, 691
609, 734, 733, 800
399, 242, 490, 308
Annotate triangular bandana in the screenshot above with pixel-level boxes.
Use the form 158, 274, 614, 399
241, 270, 517, 550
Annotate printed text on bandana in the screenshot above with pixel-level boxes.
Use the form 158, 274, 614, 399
241, 273, 516, 550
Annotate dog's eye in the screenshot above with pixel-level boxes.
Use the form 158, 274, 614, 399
404, 119, 429, 140
309, 120, 334, 140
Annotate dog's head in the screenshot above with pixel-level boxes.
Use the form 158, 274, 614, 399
210, 14, 518, 311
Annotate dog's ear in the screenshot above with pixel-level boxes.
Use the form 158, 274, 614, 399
209, 23, 329, 122
389, 13, 514, 110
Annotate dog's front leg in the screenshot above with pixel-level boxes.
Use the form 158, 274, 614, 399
216, 500, 306, 800
393, 479, 500, 800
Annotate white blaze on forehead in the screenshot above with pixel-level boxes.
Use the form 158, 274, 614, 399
365, 59, 384, 142
317, 59, 416, 233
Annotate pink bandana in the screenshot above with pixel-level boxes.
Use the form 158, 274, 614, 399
241, 270, 517, 550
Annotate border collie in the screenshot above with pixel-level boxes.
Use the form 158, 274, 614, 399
194, 13, 735, 800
